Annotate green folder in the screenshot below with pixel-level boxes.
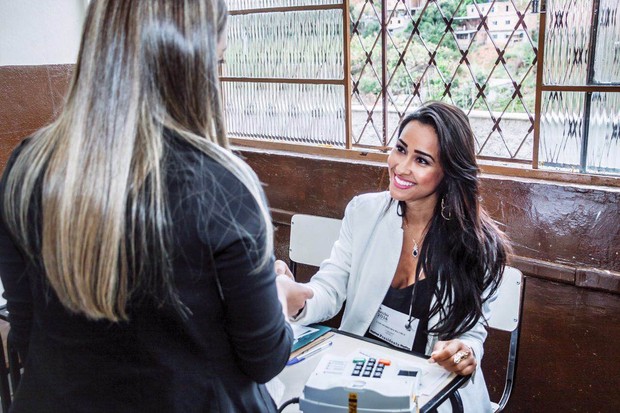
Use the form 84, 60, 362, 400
290, 324, 333, 358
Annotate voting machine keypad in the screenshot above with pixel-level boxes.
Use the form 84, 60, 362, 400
351, 358, 391, 379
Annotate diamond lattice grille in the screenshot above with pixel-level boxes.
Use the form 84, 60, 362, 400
350, 0, 539, 161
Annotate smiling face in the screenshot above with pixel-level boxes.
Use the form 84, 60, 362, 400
387, 120, 444, 209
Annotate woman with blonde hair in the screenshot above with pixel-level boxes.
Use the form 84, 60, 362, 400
0, 1, 295, 411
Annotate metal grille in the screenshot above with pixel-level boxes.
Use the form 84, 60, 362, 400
349, 0, 539, 162
223, 0, 620, 179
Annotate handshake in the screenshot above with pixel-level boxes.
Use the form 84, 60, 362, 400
274, 260, 314, 319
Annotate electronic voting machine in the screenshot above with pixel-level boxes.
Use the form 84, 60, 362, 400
299, 348, 421, 412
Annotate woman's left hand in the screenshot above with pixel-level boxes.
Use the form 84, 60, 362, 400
428, 339, 476, 376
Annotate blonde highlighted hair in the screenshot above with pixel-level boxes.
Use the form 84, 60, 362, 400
2, 0, 273, 321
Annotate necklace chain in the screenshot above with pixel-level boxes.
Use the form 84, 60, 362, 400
404, 219, 425, 259
411, 236, 420, 258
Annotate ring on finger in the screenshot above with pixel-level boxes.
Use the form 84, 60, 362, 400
453, 350, 470, 365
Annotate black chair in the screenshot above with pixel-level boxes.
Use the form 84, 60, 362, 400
0, 307, 12, 413
0, 306, 22, 413
6, 337, 20, 398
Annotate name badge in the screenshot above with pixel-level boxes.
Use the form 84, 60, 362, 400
368, 304, 418, 351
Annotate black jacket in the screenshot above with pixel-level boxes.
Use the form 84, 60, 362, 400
0, 136, 292, 412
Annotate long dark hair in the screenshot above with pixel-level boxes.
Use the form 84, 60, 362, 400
397, 101, 510, 339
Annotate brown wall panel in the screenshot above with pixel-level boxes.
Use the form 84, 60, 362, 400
483, 277, 620, 412
512, 277, 619, 412
242, 150, 620, 281
481, 177, 620, 275
244, 149, 389, 219
0, 65, 73, 169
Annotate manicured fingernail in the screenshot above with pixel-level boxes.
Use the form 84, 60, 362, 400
428, 358, 435, 364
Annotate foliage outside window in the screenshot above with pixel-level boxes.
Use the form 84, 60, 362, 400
348, 0, 538, 165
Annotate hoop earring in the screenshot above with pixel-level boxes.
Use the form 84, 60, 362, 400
441, 197, 452, 221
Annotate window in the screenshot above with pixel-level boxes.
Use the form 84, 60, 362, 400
224, 0, 620, 182
537, 0, 620, 175
222, 1, 346, 147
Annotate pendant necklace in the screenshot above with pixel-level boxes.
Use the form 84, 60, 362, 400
404, 219, 425, 259
411, 235, 420, 258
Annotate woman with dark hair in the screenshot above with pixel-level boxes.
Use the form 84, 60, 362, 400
0, 1, 294, 412
277, 101, 510, 412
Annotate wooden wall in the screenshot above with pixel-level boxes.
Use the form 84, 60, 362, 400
1, 64, 620, 412
0, 65, 73, 167
240, 149, 620, 413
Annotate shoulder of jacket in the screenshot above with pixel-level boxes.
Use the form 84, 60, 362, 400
349, 191, 391, 211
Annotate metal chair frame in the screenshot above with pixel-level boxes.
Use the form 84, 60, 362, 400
487, 267, 526, 412
431, 267, 525, 413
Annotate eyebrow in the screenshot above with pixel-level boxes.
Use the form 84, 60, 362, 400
397, 138, 436, 162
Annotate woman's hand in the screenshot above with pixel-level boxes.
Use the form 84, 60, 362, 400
275, 260, 295, 280
274, 260, 314, 318
428, 339, 476, 376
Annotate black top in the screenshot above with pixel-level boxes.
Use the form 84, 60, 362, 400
365, 278, 433, 354
0, 136, 293, 412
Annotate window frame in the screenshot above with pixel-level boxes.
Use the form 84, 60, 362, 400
225, 0, 620, 188
533, 0, 620, 180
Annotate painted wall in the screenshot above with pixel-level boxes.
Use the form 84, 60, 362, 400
0, 0, 87, 66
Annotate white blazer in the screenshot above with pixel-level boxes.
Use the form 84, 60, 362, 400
294, 192, 494, 413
